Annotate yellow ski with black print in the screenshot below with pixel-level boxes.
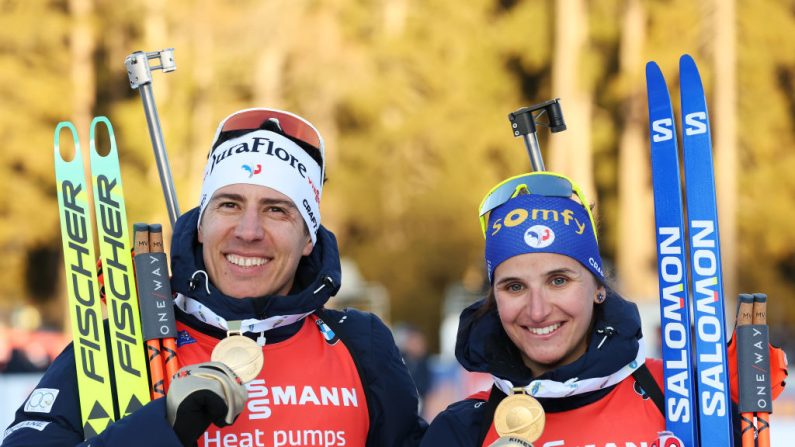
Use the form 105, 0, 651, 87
54, 121, 115, 437
88, 117, 150, 418
53, 117, 151, 439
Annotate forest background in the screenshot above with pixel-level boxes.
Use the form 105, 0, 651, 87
1, 0, 794, 354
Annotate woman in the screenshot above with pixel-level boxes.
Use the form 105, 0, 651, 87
421, 171, 677, 446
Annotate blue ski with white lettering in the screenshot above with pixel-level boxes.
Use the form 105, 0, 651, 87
679, 54, 733, 445
645, 60, 698, 447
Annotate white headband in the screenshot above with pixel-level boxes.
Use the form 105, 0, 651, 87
198, 130, 323, 244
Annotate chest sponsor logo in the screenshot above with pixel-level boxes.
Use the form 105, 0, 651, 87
24, 388, 59, 414
245, 379, 360, 420
203, 428, 348, 447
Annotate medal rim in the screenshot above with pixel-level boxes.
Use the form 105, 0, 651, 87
210, 335, 264, 383
493, 393, 545, 443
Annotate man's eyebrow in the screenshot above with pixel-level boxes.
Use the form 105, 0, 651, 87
260, 198, 298, 210
210, 193, 297, 210
210, 192, 244, 203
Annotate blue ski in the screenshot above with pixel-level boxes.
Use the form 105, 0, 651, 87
679, 54, 733, 445
645, 61, 699, 447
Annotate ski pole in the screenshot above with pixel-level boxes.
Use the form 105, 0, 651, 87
752, 293, 771, 447
735, 293, 756, 447
133, 221, 180, 395
736, 292, 774, 447
134, 223, 166, 400
508, 98, 567, 172
125, 49, 180, 228
149, 223, 180, 389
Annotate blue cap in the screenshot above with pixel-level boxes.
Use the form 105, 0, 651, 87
484, 194, 604, 283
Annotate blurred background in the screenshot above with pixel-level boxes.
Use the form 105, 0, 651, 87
1, 0, 794, 443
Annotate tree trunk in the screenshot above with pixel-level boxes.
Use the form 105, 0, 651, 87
64, 0, 96, 329
549, 0, 595, 199
713, 0, 737, 302
616, 0, 656, 300
186, 0, 217, 209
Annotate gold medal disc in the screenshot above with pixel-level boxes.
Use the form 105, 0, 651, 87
493, 393, 545, 443
211, 335, 264, 383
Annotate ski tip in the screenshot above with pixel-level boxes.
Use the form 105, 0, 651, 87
645, 61, 662, 76
89, 116, 117, 157
54, 121, 80, 163
679, 54, 698, 73
90, 116, 112, 127
148, 223, 163, 233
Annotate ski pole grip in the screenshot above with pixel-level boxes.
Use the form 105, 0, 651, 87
135, 224, 177, 342
737, 293, 772, 413
736, 324, 772, 413
736, 293, 754, 326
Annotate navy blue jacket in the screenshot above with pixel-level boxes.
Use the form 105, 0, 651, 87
2, 207, 426, 447
421, 291, 653, 446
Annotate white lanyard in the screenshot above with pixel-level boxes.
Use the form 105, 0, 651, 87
492, 340, 646, 399
174, 293, 314, 334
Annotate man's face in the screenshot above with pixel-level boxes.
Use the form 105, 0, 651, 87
198, 183, 313, 299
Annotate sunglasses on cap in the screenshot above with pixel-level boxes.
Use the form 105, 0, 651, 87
209, 108, 326, 174
478, 171, 598, 240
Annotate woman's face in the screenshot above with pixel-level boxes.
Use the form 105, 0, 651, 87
493, 252, 605, 377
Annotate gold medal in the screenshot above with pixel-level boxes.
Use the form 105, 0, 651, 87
211, 335, 264, 383
493, 392, 545, 444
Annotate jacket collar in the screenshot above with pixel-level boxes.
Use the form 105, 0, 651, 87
455, 289, 643, 387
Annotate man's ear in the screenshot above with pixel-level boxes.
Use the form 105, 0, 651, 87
197, 223, 204, 243
302, 236, 313, 256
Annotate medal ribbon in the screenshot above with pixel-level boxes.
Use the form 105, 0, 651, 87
493, 341, 646, 398
174, 293, 314, 334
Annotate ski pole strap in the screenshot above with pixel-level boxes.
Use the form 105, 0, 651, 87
631, 364, 664, 416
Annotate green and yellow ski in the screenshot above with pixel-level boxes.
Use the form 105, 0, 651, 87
54, 117, 151, 439
89, 117, 150, 418
54, 121, 116, 437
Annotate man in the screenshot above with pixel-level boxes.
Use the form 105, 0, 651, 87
2, 108, 427, 447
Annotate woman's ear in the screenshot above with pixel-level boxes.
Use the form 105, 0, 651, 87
594, 286, 607, 304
